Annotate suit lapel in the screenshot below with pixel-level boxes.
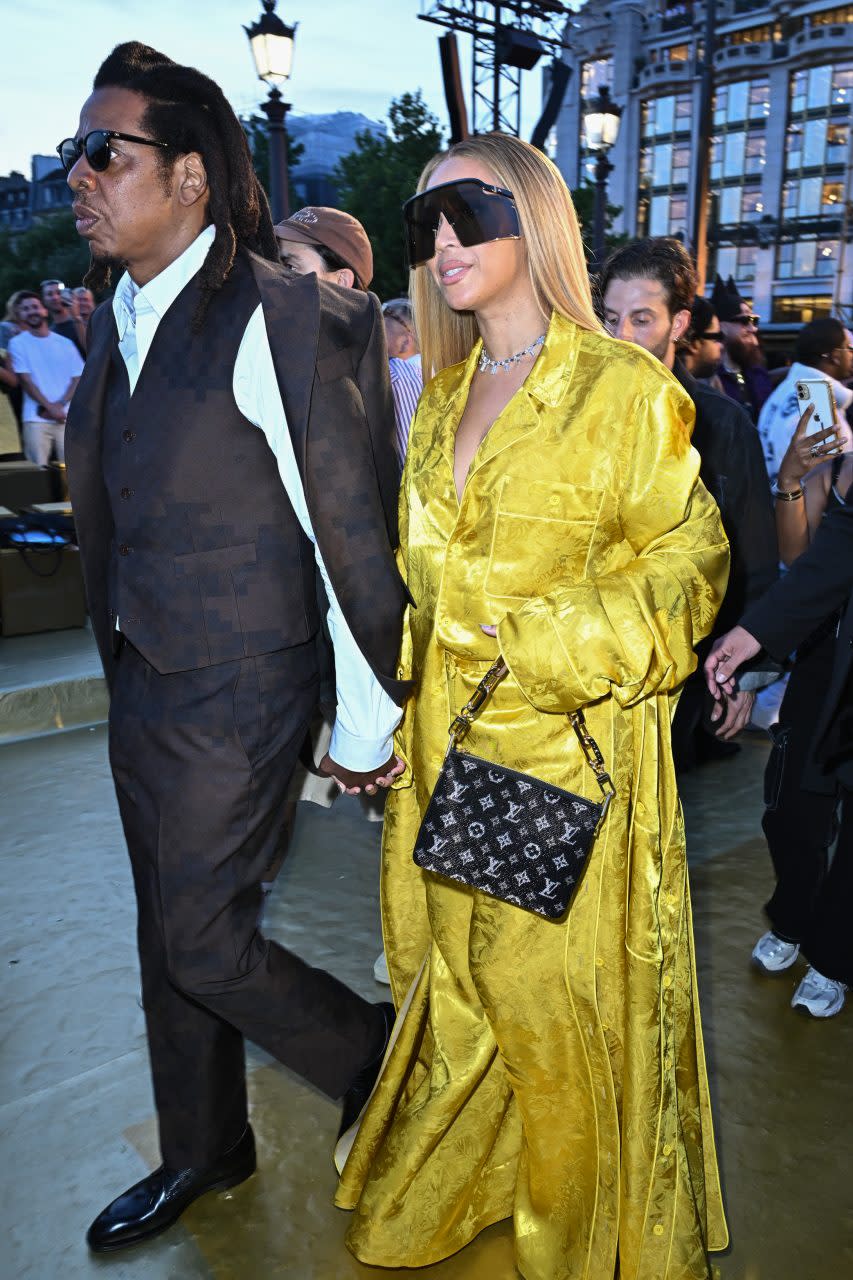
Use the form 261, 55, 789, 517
249, 254, 319, 477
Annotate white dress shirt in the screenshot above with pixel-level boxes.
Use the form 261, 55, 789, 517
111, 225, 400, 771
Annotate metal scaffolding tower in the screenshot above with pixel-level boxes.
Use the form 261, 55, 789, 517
418, 2, 573, 137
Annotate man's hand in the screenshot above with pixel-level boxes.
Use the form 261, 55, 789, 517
44, 401, 66, 422
711, 687, 755, 737
704, 626, 762, 702
319, 751, 405, 797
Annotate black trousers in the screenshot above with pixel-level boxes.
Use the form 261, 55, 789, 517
108, 639, 384, 1168
762, 631, 852, 986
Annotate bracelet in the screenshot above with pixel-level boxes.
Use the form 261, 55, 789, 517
773, 484, 803, 502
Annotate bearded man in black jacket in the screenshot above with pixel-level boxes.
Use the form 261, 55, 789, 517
600, 237, 779, 766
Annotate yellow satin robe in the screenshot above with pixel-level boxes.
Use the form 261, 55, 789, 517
336, 313, 731, 1280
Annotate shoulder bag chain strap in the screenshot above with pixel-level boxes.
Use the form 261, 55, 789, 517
448, 657, 616, 815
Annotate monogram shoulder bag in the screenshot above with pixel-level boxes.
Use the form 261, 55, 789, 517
412, 658, 615, 920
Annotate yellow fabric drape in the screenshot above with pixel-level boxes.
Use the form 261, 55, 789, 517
336, 313, 730, 1280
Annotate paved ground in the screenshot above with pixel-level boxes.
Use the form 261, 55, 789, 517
2, 726, 851, 1280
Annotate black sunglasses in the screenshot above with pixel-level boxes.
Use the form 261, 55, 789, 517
697, 330, 724, 342
730, 314, 760, 328
402, 178, 521, 268
56, 129, 173, 175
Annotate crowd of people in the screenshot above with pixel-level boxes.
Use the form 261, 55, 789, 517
11, 34, 851, 1280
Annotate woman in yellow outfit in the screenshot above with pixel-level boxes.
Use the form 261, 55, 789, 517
335, 134, 730, 1280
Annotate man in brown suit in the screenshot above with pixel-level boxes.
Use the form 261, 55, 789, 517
60, 42, 408, 1252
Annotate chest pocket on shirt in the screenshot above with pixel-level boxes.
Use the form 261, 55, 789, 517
484, 476, 604, 601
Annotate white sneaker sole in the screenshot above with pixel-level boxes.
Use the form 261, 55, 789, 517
751, 950, 799, 975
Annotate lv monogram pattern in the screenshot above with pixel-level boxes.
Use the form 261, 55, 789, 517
413, 747, 603, 920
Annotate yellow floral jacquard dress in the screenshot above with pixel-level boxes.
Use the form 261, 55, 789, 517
335, 313, 731, 1280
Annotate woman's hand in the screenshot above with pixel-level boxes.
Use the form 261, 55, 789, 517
776, 403, 839, 491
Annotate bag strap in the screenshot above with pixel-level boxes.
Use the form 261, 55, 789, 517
448, 656, 616, 812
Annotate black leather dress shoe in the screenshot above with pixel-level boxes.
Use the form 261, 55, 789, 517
338, 1001, 395, 1139
86, 1125, 256, 1253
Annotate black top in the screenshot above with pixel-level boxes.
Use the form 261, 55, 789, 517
673, 359, 779, 639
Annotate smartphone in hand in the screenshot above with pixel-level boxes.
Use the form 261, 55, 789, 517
796, 378, 840, 450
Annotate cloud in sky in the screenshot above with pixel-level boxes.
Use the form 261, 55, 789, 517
0, 0, 549, 175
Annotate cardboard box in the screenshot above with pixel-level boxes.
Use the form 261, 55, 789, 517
0, 461, 53, 512
0, 544, 86, 636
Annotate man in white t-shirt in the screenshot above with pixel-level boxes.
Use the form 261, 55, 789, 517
757, 317, 853, 486
9, 291, 84, 464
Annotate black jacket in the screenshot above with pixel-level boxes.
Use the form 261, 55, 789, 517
66, 251, 409, 703
742, 487, 853, 787
674, 360, 778, 638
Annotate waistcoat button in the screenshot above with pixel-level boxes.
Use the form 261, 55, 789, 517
119, 543, 131, 556
120, 487, 132, 499
122, 429, 135, 443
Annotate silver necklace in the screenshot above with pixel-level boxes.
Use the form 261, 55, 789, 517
478, 332, 546, 376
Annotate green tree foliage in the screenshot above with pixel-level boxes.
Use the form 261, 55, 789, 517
334, 91, 444, 299
0, 212, 92, 307
242, 115, 304, 209
570, 182, 629, 262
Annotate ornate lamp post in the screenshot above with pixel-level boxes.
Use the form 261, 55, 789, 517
582, 85, 622, 271
244, 0, 297, 222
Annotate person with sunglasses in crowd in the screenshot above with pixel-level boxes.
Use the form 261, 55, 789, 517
679, 295, 725, 392
335, 134, 730, 1280
757, 317, 853, 488
711, 274, 773, 423
59, 42, 407, 1254
381, 296, 423, 467
599, 237, 778, 770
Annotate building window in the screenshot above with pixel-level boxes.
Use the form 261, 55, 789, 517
813, 6, 853, 25
777, 238, 840, 280
637, 90, 693, 238
784, 61, 852, 231
771, 295, 834, 324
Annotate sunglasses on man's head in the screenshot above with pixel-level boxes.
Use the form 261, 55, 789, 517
730, 313, 760, 328
402, 178, 521, 268
56, 129, 173, 175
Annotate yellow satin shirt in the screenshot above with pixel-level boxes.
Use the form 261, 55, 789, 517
337, 312, 731, 1280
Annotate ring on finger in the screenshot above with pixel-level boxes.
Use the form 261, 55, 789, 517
809, 444, 821, 457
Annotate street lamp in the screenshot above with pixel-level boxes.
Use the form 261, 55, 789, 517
582, 85, 622, 270
244, 0, 297, 222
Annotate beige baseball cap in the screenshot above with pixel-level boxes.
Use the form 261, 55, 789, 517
274, 206, 374, 288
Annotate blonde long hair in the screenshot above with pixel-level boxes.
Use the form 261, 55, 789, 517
410, 134, 603, 379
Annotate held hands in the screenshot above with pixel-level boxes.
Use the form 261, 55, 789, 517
777, 403, 839, 490
319, 751, 405, 797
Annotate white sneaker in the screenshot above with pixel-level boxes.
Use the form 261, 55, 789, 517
373, 951, 391, 985
791, 966, 847, 1019
751, 930, 800, 974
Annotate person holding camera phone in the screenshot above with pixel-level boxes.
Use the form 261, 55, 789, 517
757, 317, 853, 487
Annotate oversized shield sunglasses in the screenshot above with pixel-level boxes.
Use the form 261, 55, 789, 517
402, 178, 522, 268
56, 129, 173, 174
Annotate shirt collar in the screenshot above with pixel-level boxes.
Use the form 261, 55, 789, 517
112, 225, 216, 340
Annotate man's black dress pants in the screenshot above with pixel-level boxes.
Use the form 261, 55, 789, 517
762, 629, 852, 987
108, 638, 384, 1169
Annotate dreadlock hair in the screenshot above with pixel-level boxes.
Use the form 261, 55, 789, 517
85, 42, 279, 327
